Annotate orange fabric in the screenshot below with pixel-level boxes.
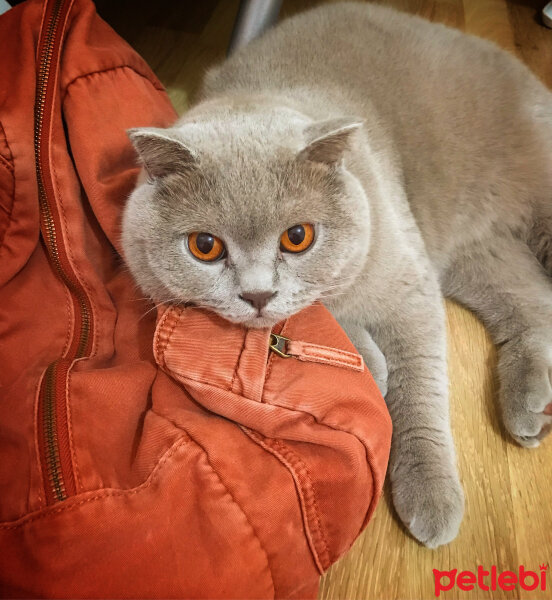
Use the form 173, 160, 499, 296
0, 0, 392, 598
285, 339, 365, 370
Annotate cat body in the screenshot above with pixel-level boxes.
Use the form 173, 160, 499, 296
123, 2, 552, 547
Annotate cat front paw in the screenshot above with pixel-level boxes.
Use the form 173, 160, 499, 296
498, 338, 552, 448
391, 467, 464, 548
363, 345, 388, 397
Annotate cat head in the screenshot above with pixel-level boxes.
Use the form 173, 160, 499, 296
122, 108, 371, 328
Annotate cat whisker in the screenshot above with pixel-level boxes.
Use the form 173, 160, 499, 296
138, 304, 162, 321
318, 289, 349, 299
138, 296, 189, 321
129, 296, 157, 303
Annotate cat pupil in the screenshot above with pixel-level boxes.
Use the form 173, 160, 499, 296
197, 233, 214, 254
288, 225, 305, 245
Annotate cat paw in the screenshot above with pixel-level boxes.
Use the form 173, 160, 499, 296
498, 340, 552, 448
391, 469, 464, 548
365, 349, 388, 397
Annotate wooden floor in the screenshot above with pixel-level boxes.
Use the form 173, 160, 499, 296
96, 1, 552, 598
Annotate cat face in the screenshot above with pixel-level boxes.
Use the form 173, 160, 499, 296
122, 112, 371, 328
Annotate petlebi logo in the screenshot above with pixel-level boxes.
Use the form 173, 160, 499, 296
433, 564, 548, 597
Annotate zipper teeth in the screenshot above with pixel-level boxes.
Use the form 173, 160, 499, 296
43, 365, 66, 501
36, 0, 92, 503
36, 0, 66, 504
35, 0, 91, 357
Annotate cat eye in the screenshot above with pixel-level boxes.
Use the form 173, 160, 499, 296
188, 232, 226, 262
280, 223, 315, 253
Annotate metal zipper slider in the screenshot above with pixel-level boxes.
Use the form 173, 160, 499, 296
269, 333, 291, 358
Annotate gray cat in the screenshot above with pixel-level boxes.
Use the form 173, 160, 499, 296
122, 2, 552, 548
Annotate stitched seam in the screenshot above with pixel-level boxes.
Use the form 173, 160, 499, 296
302, 356, 362, 370
0, 122, 14, 164
33, 371, 46, 510
55, 276, 74, 357
260, 396, 385, 540
298, 343, 363, 363
183, 429, 276, 597
0, 153, 13, 172
241, 427, 331, 573
297, 348, 363, 370
153, 307, 174, 363
0, 162, 14, 248
154, 307, 180, 370
0, 122, 15, 248
301, 344, 359, 359
271, 438, 331, 570
59, 285, 74, 356
0, 436, 190, 529
62, 65, 165, 103
304, 354, 360, 368
161, 368, 234, 392
36, 0, 48, 63
302, 346, 360, 360
66, 365, 82, 491
230, 330, 248, 392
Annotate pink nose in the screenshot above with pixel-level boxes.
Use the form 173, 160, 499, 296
239, 291, 276, 311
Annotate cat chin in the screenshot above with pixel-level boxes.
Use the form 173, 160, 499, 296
238, 315, 282, 330
223, 311, 290, 330
225, 307, 312, 329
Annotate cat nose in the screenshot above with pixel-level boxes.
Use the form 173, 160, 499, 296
239, 291, 276, 311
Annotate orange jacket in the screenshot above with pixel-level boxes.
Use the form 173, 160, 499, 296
0, 0, 392, 597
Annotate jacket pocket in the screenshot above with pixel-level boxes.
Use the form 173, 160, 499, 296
154, 303, 392, 574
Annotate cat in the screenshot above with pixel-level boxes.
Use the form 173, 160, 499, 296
122, 2, 552, 548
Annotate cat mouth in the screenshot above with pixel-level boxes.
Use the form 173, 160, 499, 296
238, 302, 313, 329
234, 306, 294, 329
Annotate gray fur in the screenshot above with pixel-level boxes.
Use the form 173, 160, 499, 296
122, 2, 552, 548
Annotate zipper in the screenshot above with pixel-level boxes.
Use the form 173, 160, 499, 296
35, 0, 93, 505
268, 333, 292, 358
269, 334, 364, 372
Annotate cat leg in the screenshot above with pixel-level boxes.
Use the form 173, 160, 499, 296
444, 237, 552, 447
336, 318, 388, 396
367, 269, 464, 548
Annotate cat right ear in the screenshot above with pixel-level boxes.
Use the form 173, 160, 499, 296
127, 127, 198, 179
298, 117, 363, 167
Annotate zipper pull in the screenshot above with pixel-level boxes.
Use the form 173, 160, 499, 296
269, 333, 364, 372
269, 334, 291, 358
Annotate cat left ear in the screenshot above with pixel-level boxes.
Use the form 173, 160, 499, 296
127, 127, 198, 179
298, 117, 363, 167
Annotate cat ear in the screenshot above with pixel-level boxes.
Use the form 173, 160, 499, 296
298, 117, 363, 166
127, 127, 198, 179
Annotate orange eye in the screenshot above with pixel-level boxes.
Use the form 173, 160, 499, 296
280, 223, 315, 253
188, 232, 226, 262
